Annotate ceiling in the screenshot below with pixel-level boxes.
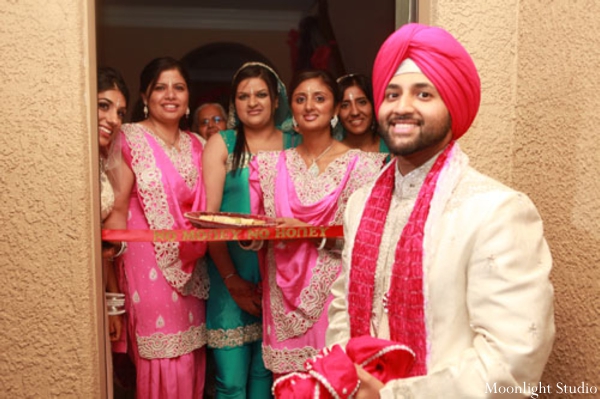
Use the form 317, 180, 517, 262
100, 0, 316, 11
99, 0, 317, 31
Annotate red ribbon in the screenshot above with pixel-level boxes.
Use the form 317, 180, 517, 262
102, 225, 343, 243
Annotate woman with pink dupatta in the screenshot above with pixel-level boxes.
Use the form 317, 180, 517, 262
249, 70, 386, 376
104, 57, 209, 398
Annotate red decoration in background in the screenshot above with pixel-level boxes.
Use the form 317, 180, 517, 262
310, 41, 335, 70
287, 28, 335, 72
286, 0, 345, 76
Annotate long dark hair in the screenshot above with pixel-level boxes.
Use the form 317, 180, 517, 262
132, 57, 192, 129
98, 67, 130, 106
230, 64, 279, 171
336, 73, 377, 134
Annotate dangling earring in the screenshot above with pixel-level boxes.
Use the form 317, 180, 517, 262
186, 107, 190, 119
292, 117, 298, 129
143, 104, 148, 119
330, 115, 339, 128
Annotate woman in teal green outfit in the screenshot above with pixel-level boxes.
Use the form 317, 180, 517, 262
202, 62, 296, 398
335, 73, 390, 155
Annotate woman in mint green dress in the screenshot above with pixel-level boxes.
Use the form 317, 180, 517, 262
335, 73, 390, 155
202, 62, 296, 398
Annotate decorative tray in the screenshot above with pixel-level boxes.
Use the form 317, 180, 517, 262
185, 211, 277, 229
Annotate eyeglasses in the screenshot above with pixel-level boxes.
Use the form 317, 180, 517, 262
200, 116, 224, 126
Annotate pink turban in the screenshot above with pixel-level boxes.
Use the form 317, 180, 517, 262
372, 23, 481, 139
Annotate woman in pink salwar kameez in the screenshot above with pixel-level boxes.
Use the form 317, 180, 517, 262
249, 70, 386, 375
105, 57, 208, 398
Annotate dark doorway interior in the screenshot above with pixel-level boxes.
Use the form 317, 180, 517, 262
181, 42, 274, 115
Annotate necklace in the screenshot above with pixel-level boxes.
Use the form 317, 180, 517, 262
305, 143, 333, 177
149, 120, 180, 149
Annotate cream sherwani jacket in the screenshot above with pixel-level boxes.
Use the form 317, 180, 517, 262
326, 146, 555, 398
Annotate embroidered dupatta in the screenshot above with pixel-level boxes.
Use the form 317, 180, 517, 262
253, 149, 383, 341
122, 124, 208, 298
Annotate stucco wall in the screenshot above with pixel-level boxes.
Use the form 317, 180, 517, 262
428, 0, 600, 396
516, 0, 600, 393
0, 0, 105, 397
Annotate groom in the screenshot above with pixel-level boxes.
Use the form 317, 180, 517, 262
326, 23, 555, 398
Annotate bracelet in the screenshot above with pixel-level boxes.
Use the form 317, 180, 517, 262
113, 242, 127, 258
105, 292, 125, 298
107, 306, 126, 316
238, 240, 253, 250
223, 272, 237, 281
105, 292, 126, 315
238, 240, 264, 251
316, 237, 327, 251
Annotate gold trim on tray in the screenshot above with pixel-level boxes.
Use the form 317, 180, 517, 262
185, 211, 277, 229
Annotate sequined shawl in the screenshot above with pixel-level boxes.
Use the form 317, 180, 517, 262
121, 123, 208, 298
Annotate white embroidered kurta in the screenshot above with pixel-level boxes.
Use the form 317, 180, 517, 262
327, 146, 555, 398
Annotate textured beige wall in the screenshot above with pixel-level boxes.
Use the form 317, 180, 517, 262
0, 0, 105, 397
427, 0, 600, 396
431, 0, 518, 184
515, 1, 600, 393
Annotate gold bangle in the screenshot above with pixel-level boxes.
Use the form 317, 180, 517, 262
113, 241, 127, 258
316, 237, 327, 250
